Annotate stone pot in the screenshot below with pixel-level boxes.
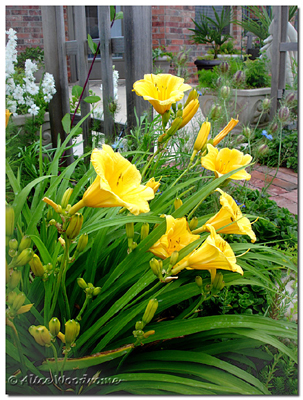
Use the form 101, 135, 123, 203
153, 56, 171, 73
199, 87, 271, 132
194, 58, 222, 71
11, 112, 52, 147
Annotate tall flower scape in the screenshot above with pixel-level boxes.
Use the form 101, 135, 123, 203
6, 72, 297, 395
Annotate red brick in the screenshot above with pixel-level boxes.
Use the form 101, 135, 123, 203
266, 185, 288, 197
280, 189, 298, 202
269, 197, 297, 215
251, 171, 297, 190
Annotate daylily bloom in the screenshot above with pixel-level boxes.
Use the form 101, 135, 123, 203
171, 224, 243, 281
212, 118, 239, 146
133, 74, 192, 115
193, 188, 256, 243
69, 145, 154, 216
146, 177, 161, 194
201, 144, 252, 181
149, 215, 200, 259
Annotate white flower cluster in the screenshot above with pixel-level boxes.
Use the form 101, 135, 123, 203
5, 29, 56, 117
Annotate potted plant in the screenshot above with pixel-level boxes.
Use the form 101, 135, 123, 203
189, 7, 233, 71
152, 46, 172, 74
197, 56, 272, 132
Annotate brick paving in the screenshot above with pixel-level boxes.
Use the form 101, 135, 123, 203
250, 164, 298, 215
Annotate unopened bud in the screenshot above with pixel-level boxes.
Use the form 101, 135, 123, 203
220, 61, 229, 74
169, 251, 179, 267
61, 188, 73, 209
233, 70, 245, 85
8, 239, 18, 250
143, 330, 155, 339
262, 98, 271, 110
141, 223, 150, 241
135, 320, 144, 330
195, 276, 203, 288
211, 272, 225, 294
29, 254, 45, 278
242, 126, 251, 139
7, 269, 22, 291
149, 258, 161, 278
162, 109, 171, 129
65, 319, 80, 347
126, 222, 134, 239
285, 92, 296, 106
18, 235, 31, 252
184, 89, 199, 108
258, 144, 269, 155
93, 287, 101, 296
220, 86, 230, 99
268, 121, 278, 134
278, 106, 290, 123
209, 105, 222, 121
66, 213, 83, 239
193, 121, 211, 153
8, 249, 17, 258
174, 198, 183, 210
77, 277, 87, 290
142, 299, 158, 326
49, 317, 61, 337
12, 292, 26, 311
76, 233, 88, 253
216, 77, 222, 87
7, 291, 17, 306
6, 205, 15, 237
14, 248, 34, 267
189, 217, 198, 231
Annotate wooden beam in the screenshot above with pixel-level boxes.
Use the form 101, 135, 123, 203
123, 6, 153, 132
98, 6, 115, 142
41, 6, 74, 164
280, 42, 298, 52
278, 6, 288, 96
74, 6, 91, 150
270, 6, 282, 120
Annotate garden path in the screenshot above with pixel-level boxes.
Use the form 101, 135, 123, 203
70, 79, 297, 215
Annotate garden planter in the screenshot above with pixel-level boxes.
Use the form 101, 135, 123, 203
246, 48, 260, 60
154, 56, 171, 73
194, 59, 222, 71
11, 112, 52, 147
199, 87, 271, 132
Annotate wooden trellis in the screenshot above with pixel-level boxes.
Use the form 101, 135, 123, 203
41, 5, 152, 158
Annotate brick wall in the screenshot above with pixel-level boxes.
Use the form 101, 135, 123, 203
152, 5, 243, 84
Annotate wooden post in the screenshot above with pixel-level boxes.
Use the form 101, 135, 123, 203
41, 6, 74, 164
74, 6, 91, 150
98, 6, 115, 142
123, 6, 153, 132
278, 6, 289, 95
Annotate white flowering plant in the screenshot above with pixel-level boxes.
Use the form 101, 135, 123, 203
6, 29, 56, 118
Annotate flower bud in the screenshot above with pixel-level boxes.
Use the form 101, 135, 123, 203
29, 325, 45, 346
278, 106, 290, 123
77, 277, 88, 290
258, 144, 269, 155
268, 121, 278, 134
162, 109, 171, 129
6, 205, 15, 237
193, 121, 211, 153
142, 299, 158, 326
39, 326, 52, 346
61, 188, 73, 209
184, 89, 199, 108
76, 233, 88, 253
242, 126, 251, 139
285, 92, 296, 106
220, 61, 229, 74
195, 276, 203, 288
108, 101, 117, 114
8, 249, 17, 258
189, 217, 198, 231
93, 287, 101, 296
14, 248, 34, 267
18, 235, 31, 252
6, 109, 11, 127
178, 99, 199, 130
149, 258, 161, 278
169, 251, 179, 267
135, 320, 144, 330
262, 98, 271, 110
66, 213, 83, 239
8, 239, 18, 251
7, 269, 22, 291
29, 254, 45, 278
209, 105, 222, 121
7, 291, 17, 306
174, 198, 183, 210
49, 317, 61, 337
211, 272, 225, 295
216, 77, 222, 87
220, 86, 230, 99
140, 223, 150, 241
12, 292, 26, 312
233, 70, 245, 85
65, 319, 80, 347
126, 222, 134, 239
143, 330, 155, 339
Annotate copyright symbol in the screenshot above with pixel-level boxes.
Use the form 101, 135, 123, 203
8, 375, 18, 386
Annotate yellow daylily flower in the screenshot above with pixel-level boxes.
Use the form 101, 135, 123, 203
178, 99, 199, 129
201, 144, 252, 181
133, 74, 192, 115
212, 118, 239, 146
146, 177, 161, 194
193, 188, 256, 243
6, 109, 12, 127
69, 145, 154, 216
149, 215, 200, 259
171, 225, 243, 278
